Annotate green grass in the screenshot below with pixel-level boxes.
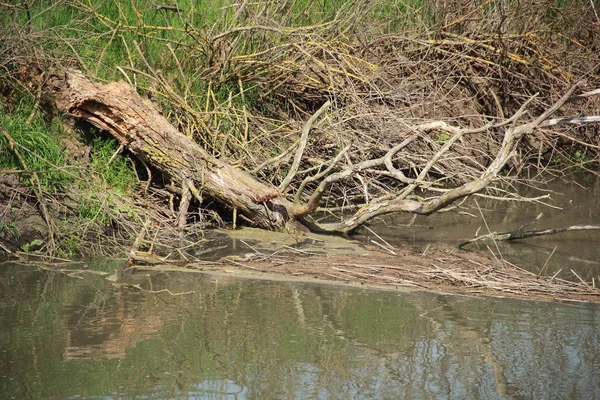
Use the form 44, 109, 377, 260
0, 101, 73, 192
0, 100, 140, 256
90, 136, 138, 195
2, 0, 428, 154
0, 221, 20, 240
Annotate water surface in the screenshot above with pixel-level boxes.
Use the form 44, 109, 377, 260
1, 265, 599, 399
362, 174, 600, 282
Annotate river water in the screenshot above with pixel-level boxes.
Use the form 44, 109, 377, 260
1, 263, 599, 399
2, 175, 600, 399
361, 173, 600, 282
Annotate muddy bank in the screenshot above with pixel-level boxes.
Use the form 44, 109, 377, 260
127, 228, 600, 304
0, 175, 48, 253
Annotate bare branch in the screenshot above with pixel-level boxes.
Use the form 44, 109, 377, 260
294, 142, 351, 206
308, 87, 579, 233
532, 82, 582, 127
459, 224, 600, 248
541, 116, 600, 127
279, 100, 331, 192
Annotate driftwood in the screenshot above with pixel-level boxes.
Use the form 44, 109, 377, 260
459, 223, 600, 248
45, 70, 599, 234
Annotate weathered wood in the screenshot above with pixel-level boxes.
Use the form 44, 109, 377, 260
45, 71, 600, 235
459, 224, 600, 248
47, 70, 293, 230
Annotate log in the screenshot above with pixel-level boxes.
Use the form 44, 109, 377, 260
458, 224, 600, 248
46, 70, 295, 230
45, 71, 599, 235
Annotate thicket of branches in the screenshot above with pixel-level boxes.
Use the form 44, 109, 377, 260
1, 0, 600, 256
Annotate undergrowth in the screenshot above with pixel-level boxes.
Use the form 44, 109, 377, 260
0, 99, 141, 256
1, 0, 599, 256
90, 136, 138, 195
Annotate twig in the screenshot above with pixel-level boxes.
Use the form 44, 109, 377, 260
240, 239, 261, 254
421, 244, 431, 257
571, 269, 589, 288
477, 199, 506, 267
212, 25, 285, 42
107, 144, 124, 166
156, 5, 182, 13
364, 226, 397, 255
590, 0, 600, 23
550, 269, 562, 282
294, 142, 350, 206
0, 241, 15, 255
147, 288, 194, 296
25, 72, 45, 125
127, 218, 152, 265
1, 129, 57, 255
538, 245, 557, 276
371, 240, 397, 255
517, 213, 544, 231
224, 258, 266, 271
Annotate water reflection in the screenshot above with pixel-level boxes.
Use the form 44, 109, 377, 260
1, 265, 599, 399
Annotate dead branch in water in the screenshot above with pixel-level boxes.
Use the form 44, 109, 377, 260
459, 223, 600, 248
298, 83, 595, 233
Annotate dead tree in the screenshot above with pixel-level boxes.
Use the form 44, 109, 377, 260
46, 70, 599, 234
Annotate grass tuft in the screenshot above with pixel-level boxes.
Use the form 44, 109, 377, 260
90, 136, 138, 195
0, 101, 72, 192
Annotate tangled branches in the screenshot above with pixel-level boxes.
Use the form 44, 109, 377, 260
2, 0, 600, 257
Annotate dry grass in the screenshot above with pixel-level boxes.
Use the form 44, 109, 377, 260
129, 242, 600, 303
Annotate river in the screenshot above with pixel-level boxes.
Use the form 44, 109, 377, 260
2, 175, 600, 399
1, 262, 599, 399
360, 173, 600, 282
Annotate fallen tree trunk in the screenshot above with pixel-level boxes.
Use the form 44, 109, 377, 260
45, 70, 599, 234
47, 70, 297, 231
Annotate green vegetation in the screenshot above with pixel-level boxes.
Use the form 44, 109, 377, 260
90, 136, 137, 195
20, 238, 44, 252
0, 97, 140, 256
0, 101, 72, 191
1, 0, 599, 255
0, 221, 19, 239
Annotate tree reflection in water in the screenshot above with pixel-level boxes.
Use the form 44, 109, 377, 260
0, 265, 598, 399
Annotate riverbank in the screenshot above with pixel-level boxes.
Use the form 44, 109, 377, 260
2, 1, 600, 275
